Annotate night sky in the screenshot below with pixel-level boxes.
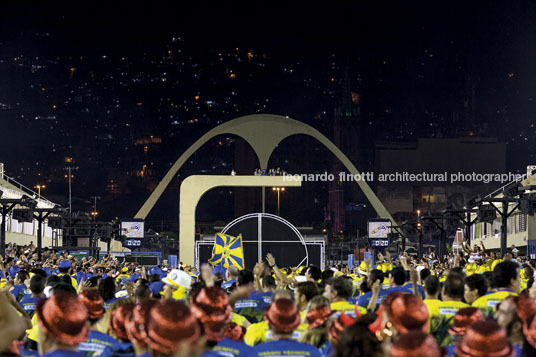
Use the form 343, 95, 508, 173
1, 1, 535, 231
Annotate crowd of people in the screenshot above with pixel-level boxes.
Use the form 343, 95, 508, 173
253, 168, 287, 176
0, 240, 535, 356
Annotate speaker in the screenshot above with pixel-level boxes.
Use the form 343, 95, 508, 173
477, 206, 497, 223
48, 216, 64, 229
12, 209, 33, 223
521, 195, 536, 216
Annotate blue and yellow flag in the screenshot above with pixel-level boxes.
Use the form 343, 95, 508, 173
208, 233, 245, 270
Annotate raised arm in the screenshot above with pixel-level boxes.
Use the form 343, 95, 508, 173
461, 242, 471, 254
367, 280, 381, 312
266, 253, 294, 285
410, 267, 419, 296
253, 262, 263, 292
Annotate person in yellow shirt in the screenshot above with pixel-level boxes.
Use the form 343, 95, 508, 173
323, 277, 366, 316
244, 290, 307, 346
492, 257, 503, 271
422, 275, 442, 334
472, 261, 520, 318
428, 273, 469, 346
435, 273, 469, 319
464, 274, 488, 305
161, 268, 191, 301
464, 262, 478, 276
294, 281, 319, 321
475, 261, 490, 275
376, 252, 394, 274
486, 251, 497, 269
115, 267, 130, 284
520, 265, 533, 292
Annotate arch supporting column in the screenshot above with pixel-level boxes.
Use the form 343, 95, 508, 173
179, 175, 301, 265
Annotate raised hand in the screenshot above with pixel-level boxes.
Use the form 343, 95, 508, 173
410, 267, 418, 283
200, 263, 214, 287
253, 262, 263, 277
365, 257, 372, 267
266, 253, 276, 267
371, 280, 381, 295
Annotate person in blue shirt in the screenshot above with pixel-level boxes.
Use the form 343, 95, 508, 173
35, 291, 89, 357
221, 265, 239, 291
78, 290, 118, 356
74, 267, 86, 286
385, 266, 414, 295
7, 263, 21, 280
251, 275, 276, 312
358, 267, 412, 309
204, 322, 253, 356
192, 265, 255, 357
128, 270, 141, 283
402, 268, 427, 298
253, 298, 321, 357
19, 274, 46, 317
357, 269, 386, 308
233, 270, 265, 323
10, 270, 30, 301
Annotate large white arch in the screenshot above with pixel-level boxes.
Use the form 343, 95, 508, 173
135, 114, 393, 221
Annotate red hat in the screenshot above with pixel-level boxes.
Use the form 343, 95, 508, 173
145, 300, 201, 355
224, 322, 246, 342
455, 320, 513, 357
328, 313, 355, 342
384, 292, 428, 334
125, 299, 158, 347
390, 331, 444, 357
523, 314, 536, 349
78, 291, 106, 320
110, 303, 136, 341
514, 292, 536, 323
448, 307, 484, 336
306, 304, 334, 330
36, 291, 89, 346
190, 287, 232, 342
264, 298, 301, 333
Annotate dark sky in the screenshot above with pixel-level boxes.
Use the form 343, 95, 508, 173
1, 1, 536, 226
3, 2, 530, 57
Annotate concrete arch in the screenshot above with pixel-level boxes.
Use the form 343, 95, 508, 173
135, 114, 393, 222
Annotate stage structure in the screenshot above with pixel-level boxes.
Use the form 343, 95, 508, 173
180, 175, 301, 265
134, 114, 393, 265
196, 213, 325, 270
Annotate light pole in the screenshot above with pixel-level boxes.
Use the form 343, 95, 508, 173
34, 184, 46, 199
272, 187, 285, 216
416, 209, 422, 257
64, 159, 74, 213
91, 196, 101, 222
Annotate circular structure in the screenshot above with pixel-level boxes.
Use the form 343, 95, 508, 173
220, 213, 309, 269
